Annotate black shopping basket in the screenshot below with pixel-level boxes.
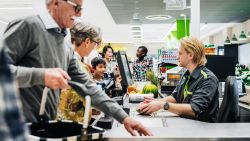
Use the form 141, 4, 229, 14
27, 81, 104, 140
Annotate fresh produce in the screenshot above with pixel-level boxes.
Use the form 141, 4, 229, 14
146, 69, 158, 86
142, 84, 158, 98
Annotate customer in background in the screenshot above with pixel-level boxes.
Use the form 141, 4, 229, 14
58, 21, 102, 123
91, 57, 106, 83
132, 46, 153, 81
70, 21, 102, 72
1, 0, 152, 136
138, 37, 219, 122
114, 71, 122, 89
102, 45, 116, 73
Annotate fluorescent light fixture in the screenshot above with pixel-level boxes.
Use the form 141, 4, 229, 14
133, 38, 141, 41
164, 0, 186, 10
131, 27, 141, 30
133, 37, 141, 40
180, 13, 185, 17
132, 32, 141, 35
132, 35, 141, 38
131, 18, 142, 26
145, 15, 172, 21
131, 27, 141, 33
132, 30, 141, 33
131, 12, 142, 26
131, 25, 142, 28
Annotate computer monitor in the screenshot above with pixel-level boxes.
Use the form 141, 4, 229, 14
117, 51, 134, 87
205, 55, 236, 82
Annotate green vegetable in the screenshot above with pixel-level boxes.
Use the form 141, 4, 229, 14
142, 84, 158, 98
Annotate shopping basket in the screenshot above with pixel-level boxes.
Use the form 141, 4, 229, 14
27, 81, 104, 141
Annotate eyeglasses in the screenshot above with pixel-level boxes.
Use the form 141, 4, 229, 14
90, 38, 101, 47
63, 0, 82, 13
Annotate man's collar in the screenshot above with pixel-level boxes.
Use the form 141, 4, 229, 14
38, 6, 67, 36
184, 65, 204, 79
137, 55, 147, 61
74, 51, 82, 60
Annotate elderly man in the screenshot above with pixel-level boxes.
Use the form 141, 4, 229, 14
1, 0, 152, 136
138, 37, 219, 122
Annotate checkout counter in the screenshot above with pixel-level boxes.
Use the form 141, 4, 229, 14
106, 51, 250, 140
104, 97, 250, 141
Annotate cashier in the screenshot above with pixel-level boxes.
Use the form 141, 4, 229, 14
138, 37, 219, 122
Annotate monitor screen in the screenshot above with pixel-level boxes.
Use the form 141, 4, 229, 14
205, 55, 236, 82
117, 51, 133, 86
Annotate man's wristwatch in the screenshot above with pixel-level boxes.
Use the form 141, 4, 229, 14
163, 102, 170, 110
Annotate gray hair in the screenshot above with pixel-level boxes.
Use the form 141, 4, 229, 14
70, 21, 102, 46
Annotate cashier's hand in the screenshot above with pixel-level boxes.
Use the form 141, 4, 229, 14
44, 68, 71, 89
139, 101, 165, 114
123, 117, 153, 136
143, 96, 155, 103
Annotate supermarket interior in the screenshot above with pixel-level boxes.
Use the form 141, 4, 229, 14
0, 0, 250, 140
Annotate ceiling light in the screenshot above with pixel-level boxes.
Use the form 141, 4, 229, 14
132, 35, 141, 38
131, 18, 142, 26
133, 37, 141, 39
239, 31, 247, 41
145, 15, 172, 21
131, 27, 141, 32
133, 38, 141, 41
231, 34, 238, 44
180, 13, 185, 17
164, 0, 186, 10
132, 32, 141, 35
224, 36, 231, 45
131, 13, 142, 26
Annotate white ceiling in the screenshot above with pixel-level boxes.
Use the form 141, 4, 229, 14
0, 0, 239, 43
